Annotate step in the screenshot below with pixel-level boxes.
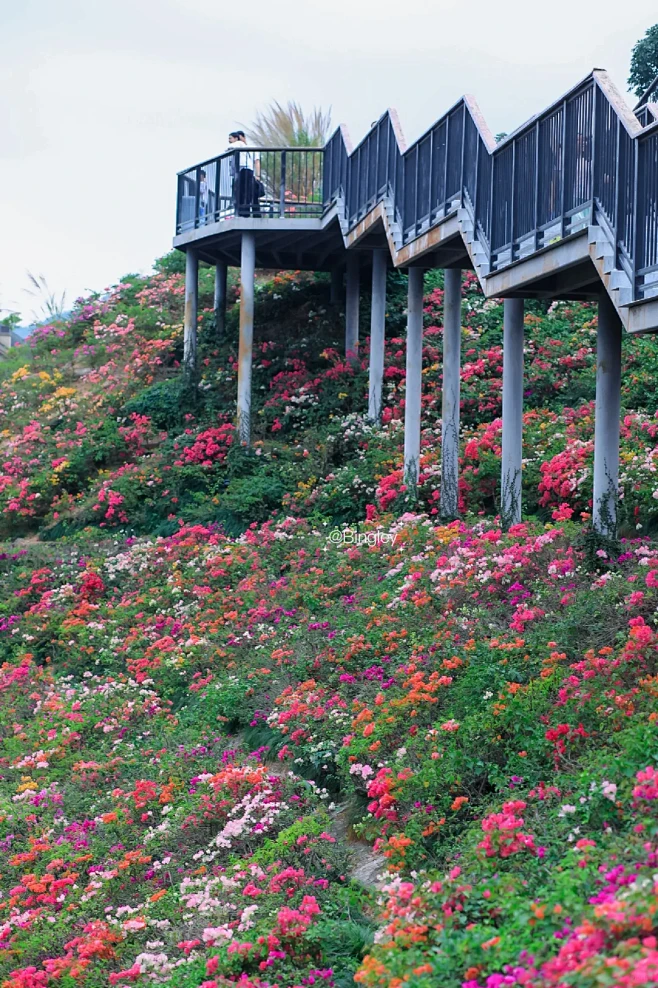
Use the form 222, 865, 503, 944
601, 253, 617, 275
588, 224, 603, 245
609, 269, 631, 292
592, 237, 614, 260
613, 285, 633, 307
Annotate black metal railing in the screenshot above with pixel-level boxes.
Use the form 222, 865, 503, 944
635, 74, 658, 128
323, 73, 658, 302
176, 148, 324, 232
176, 72, 658, 304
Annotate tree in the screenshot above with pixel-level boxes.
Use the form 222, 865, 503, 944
154, 250, 186, 276
244, 101, 332, 148
628, 23, 658, 98
0, 311, 20, 333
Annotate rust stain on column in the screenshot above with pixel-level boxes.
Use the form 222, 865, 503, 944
237, 233, 255, 445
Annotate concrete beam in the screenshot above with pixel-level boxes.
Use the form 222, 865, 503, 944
593, 292, 622, 535
346, 253, 360, 356
501, 298, 524, 528
184, 249, 198, 375
174, 215, 324, 249
237, 233, 256, 445
214, 260, 228, 338
441, 269, 461, 519
484, 233, 589, 298
404, 267, 425, 487
625, 296, 658, 335
368, 250, 387, 423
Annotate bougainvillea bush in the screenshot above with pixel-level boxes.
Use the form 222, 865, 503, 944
2, 260, 658, 986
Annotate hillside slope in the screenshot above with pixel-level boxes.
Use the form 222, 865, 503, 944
1, 261, 658, 987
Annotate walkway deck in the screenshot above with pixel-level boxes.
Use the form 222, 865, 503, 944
173, 68, 658, 538
174, 69, 658, 333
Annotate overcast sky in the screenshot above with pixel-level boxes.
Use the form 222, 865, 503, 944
1, 0, 655, 322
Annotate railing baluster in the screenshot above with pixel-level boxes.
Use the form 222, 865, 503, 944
510, 139, 516, 260
591, 82, 598, 216
459, 102, 466, 207
487, 146, 496, 261
614, 116, 622, 268
428, 127, 434, 221
473, 128, 479, 227
279, 151, 286, 219
443, 114, 450, 217
533, 120, 540, 250
194, 166, 200, 228
632, 137, 640, 300
414, 145, 420, 234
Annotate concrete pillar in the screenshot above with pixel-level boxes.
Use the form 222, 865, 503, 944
345, 253, 360, 356
184, 249, 198, 375
440, 268, 462, 519
330, 266, 343, 305
368, 250, 387, 423
214, 259, 228, 337
593, 292, 622, 536
237, 233, 255, 445
403, 267, 425, 488
501, 297, 525, 528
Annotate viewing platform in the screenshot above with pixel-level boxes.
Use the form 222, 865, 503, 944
174, 68, 658, 537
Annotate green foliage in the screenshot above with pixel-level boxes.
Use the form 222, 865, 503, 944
123, 378, 198, 430
153, 249, 187, 275
244, 100, 332, 147
628, 22, 658, 96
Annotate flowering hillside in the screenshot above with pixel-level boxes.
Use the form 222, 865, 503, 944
1, 260, 658, 988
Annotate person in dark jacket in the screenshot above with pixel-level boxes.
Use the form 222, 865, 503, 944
227, 131, 261, 216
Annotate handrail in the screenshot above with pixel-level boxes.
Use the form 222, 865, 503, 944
321, 68, 658, 303
176, 146, 323, 177
176, 147, 325, 231
175, 68, 658, 305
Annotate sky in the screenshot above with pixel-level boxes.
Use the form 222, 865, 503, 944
1, 0, 655, 323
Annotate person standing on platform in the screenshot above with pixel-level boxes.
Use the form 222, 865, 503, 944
227, 131, 261, 217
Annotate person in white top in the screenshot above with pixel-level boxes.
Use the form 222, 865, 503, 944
227, 131, 262, 217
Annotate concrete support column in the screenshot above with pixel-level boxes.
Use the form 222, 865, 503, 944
368, 250, 387, 423
214, 259, 228, 337
237, 233, 256, 446
440, 268, 462, 519
345, 253, 360, 356
183, 249, 198, 375
330, 266, 343, 305
501, 297, 525, 528
593, 292, 622, 536
403, 267, 425, 488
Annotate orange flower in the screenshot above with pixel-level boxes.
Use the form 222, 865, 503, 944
451, 796, 469, 811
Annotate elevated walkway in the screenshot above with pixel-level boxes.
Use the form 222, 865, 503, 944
173, 68, 658, 538
174, 69, 658, 333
